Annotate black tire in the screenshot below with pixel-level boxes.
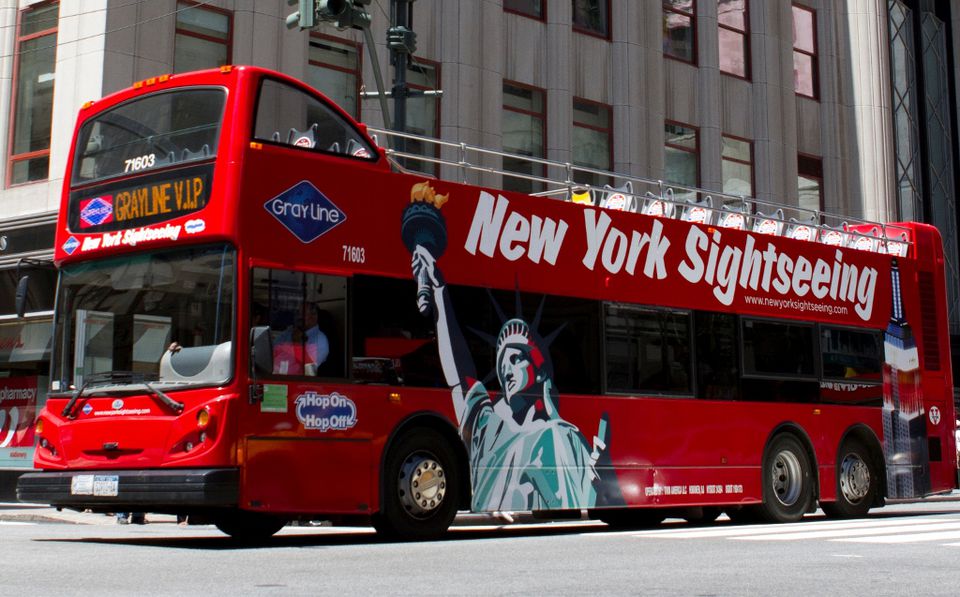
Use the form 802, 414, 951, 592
373, 428, 459, 541
592, 508, 665, 529
214, 510, 287, 542
821, 440, 878, 519
758, 434, 814, 523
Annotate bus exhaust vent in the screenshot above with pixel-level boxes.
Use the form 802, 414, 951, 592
918, 272, 941, 371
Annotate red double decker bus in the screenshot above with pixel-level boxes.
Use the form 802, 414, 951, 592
17, 65, 957, 540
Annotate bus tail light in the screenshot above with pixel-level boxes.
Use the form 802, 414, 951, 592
197, 407, 211, 429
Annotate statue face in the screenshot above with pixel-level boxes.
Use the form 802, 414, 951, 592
498, 346, 536, 401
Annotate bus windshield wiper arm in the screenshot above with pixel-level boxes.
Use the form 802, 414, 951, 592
61, 371, 184, 419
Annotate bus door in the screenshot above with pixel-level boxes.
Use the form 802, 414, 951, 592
241, 266, 371, 514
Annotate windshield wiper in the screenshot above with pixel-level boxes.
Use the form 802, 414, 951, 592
61, 371, 184, 419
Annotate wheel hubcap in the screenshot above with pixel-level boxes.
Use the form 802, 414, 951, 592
398, 452, 446, 518
771, 450, 803, 507
838, 453, 870, 504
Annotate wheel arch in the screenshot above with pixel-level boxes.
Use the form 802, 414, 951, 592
763, 422, 820, 504
836, 423, 886, 506
378, 411, 471, 512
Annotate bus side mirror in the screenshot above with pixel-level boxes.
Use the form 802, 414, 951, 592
250, 325, 273, 377
15, 275, 30, 318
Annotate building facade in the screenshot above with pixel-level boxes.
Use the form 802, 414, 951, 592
0, 0, 958, 498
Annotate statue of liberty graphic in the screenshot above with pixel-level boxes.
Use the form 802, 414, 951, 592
402, 183, 612, 511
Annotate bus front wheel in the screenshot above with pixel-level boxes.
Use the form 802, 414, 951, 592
373, 428, 459, 540
821, 440, 877, 519
759, 434, 813, 523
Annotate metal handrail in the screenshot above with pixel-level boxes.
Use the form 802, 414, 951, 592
369, 127, 912, 254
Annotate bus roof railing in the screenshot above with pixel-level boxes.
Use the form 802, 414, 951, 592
368, 127, 913, 257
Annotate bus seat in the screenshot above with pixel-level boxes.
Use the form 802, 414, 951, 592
327, 141, 341, 153
570, 187, 594, 206
717, 205, 747, 230
820, 222, 848, 247
785, 215, 818, 242
850, 225, 881, 252
752, 208, 784, 236
641, 192, 675, 218
599, 182, 635, 212
288, 123, 318, 148
680, 195, 713, 225
345, 138, 371, 158
271, 131, 281, 142
883, 231, 909, 257
180, 144, 210, 161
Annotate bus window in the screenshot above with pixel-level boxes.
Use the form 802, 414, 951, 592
819, 325, 883, 406
604, 303, 692, 395
695, 311, 740, 401
253, 78, 375, 158
741, 318, 818, 403
250, 268, 346, 378
73, 88, 225, 185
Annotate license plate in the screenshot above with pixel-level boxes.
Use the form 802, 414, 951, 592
70, 475, 94, 495
93, 475, 119, 497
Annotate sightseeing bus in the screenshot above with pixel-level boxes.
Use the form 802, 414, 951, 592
17, 65, 957, 540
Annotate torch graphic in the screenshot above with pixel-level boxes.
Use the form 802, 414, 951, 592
401, 182, 449, 314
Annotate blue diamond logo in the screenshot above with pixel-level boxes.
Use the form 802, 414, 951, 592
62, 236, 80, 255
264, 181, 346, 243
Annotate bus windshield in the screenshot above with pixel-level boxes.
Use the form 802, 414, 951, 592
72, 88, 226, 186
51, 244, 235, 392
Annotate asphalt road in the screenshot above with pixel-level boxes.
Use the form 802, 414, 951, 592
3, 502, 960, 596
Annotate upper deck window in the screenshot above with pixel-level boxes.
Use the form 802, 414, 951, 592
72, 88, 226, 186
253, 78, 375, 159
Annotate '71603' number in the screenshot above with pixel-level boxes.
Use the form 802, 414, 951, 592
343, 245, 365, 264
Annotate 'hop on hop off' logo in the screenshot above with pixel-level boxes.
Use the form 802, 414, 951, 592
295, 391, 357, 432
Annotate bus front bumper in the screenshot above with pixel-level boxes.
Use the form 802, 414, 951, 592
16, 468, 239, 510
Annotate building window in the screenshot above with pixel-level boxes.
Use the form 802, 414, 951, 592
9, 2, 59, 186
572, 98, 613, 186
504, 0, 544, 20
307, 34, 361, 119
664, 121, 699, 199
663, 0, 696, 64
401, 58, 441, 175
792, 4, 818, 98
798, 154, 823, 212
719, 0, 749, 79
722, 135, 753, 198
573, 0, 610, 38
503, 82, 546, 193
174, 1, 232, 74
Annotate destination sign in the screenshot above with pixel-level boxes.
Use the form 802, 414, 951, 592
68, 164, 213, 233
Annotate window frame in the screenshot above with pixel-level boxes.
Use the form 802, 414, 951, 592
721, 133, 754, 198
572, 0, 612, 40
503, 0, 545, 21
797, 153, 824, 212
173, 0, 233, 74
664, 119, 701, 190
7, 0, 59, 188
792, 3, 819, 100
307, 32, 363, 119
663, 0, 698, 65
502, 80, 548, 191
572, 97, 614, 185
718, 0, 750, 80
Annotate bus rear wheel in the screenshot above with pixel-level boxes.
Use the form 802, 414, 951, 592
821, 440, 877, 519
373, 428, 459, 541
214, 510, 287, 542
758, 434, 813, 523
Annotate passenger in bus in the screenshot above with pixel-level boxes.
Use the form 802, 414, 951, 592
273, 302, 330, 376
